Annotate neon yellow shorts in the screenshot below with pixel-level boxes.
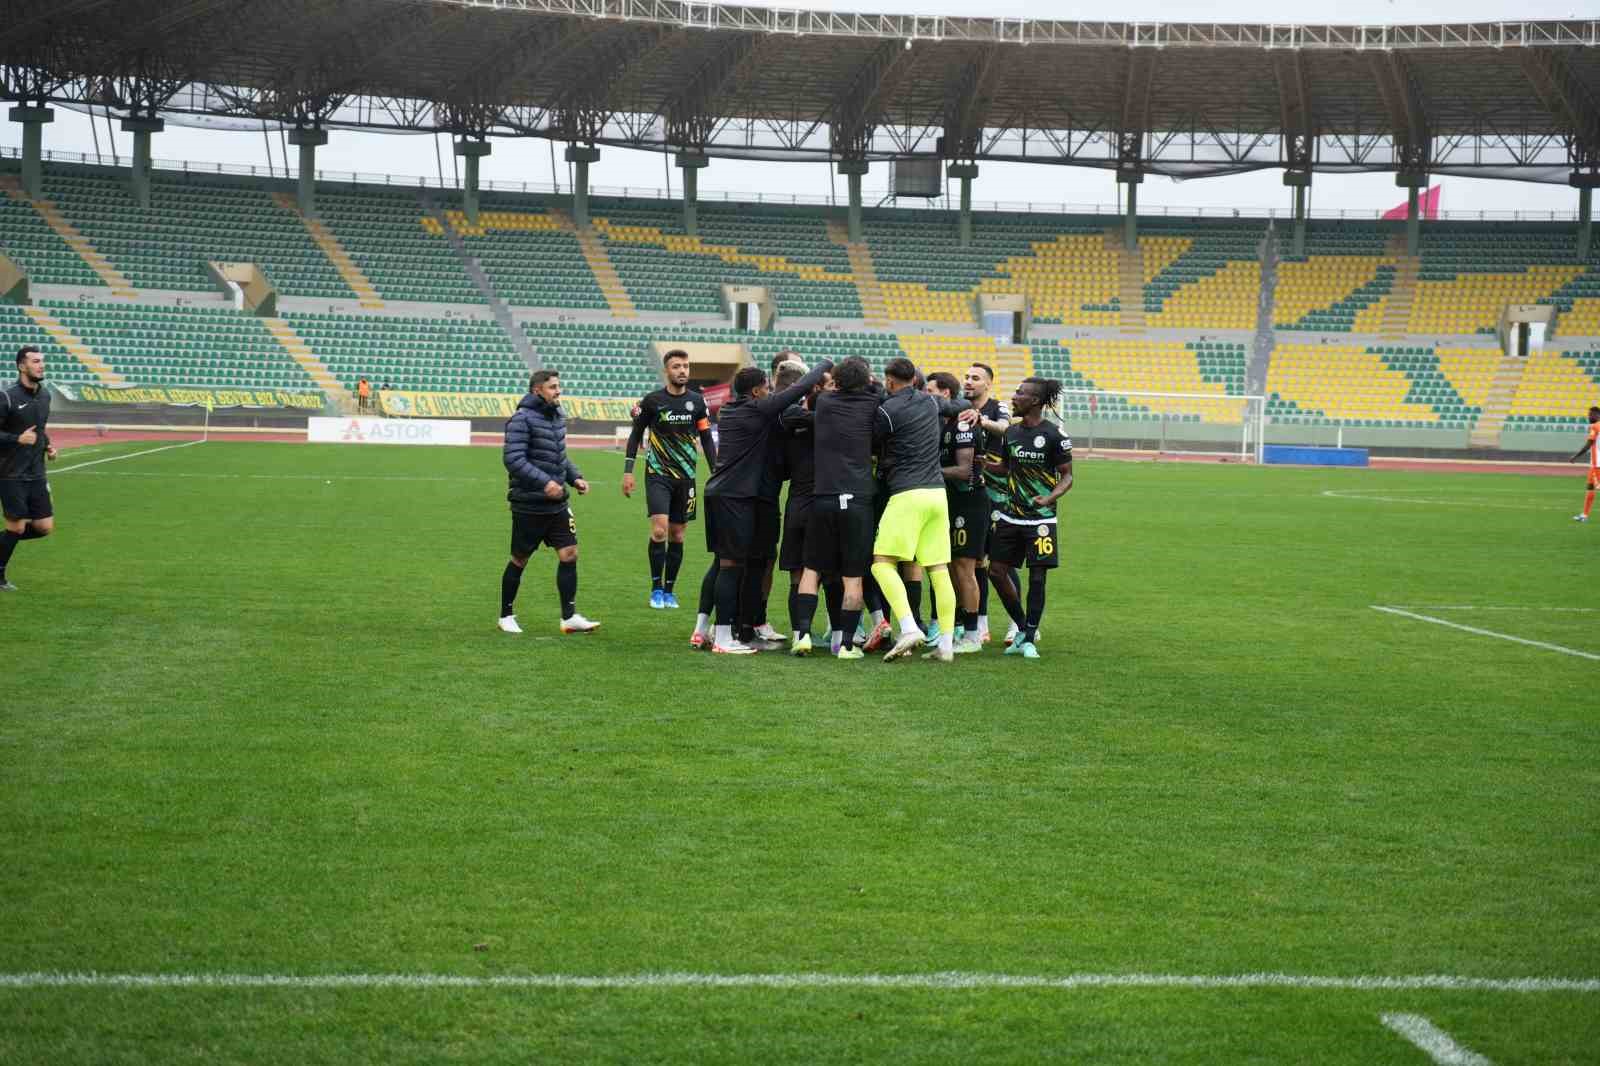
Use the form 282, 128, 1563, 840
873, 487, 952, 567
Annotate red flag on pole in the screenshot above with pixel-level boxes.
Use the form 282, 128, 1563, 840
1383, 185, 1442, 221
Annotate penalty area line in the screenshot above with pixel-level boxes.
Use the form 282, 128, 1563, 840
1371, 606, 1600, 662
50, 439, 206, 474
0, 971, 1596, 993
1380, 1013, 1495, 1066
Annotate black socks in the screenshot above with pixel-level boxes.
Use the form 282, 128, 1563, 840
664, 542, 683, 592
557, 560, 578, 620
904, 579, 923, 631
792, 592, 818, 639
500, 561, 524, 617
648, 539, 667, 590
1024, 569, 1048, 645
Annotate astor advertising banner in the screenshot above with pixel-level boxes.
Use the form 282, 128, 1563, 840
307, 416, 472, 447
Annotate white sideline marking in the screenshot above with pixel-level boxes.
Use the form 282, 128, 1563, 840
1386, 606, 1599, 614
1371, 606, 1600, 662
51, 439, 205, 474
1380, 1014, 1494, 1066
0, 971, 1595, 993
1321, 490, 1554, 511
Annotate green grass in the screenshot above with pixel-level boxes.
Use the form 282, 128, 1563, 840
2, 441, 1596, 1064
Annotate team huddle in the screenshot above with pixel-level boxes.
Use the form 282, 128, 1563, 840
496, 348, 1073, 661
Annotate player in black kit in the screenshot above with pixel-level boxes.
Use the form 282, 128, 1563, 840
963, 362, 1011, 643
623, 349, 716, 609
986, 377, 1073, 661
927, 372, 985, 653
0, 346, 57, 591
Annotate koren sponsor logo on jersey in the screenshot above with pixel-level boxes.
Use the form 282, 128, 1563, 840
307, 416, 471, 447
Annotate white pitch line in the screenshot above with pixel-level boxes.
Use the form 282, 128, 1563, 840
1385, 606, 1600, 614
50, 439, 205, 474
1380, 1013, 1495, 1066
1371, 606, 1600, 662
0, 971, 1596, 993
1321, 490, 1553, 511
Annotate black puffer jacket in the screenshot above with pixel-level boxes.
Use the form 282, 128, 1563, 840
504, 392, 582, 514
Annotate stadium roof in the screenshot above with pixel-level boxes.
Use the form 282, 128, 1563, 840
4, 1, 1600, 183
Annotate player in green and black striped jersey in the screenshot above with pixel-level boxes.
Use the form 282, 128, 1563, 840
963, 362, 1011, 644
985, 377, 1073, 660
623, 349, 717, 608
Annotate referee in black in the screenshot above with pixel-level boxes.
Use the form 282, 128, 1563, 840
0, 346, 56, 592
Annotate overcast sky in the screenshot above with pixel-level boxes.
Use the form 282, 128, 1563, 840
3, 0, 1588, 219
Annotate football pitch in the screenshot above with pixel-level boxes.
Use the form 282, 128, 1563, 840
2, 438, 1596, 1065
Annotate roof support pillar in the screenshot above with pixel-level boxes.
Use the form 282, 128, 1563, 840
1284, 170, 1311, 259
1118, 169, 1143, 252
565, 144, 601, 227
287, 126, 328, 218
454, 139, 491, 227
676, 151, 708, 237
839, 159, 868, 243
1573, 170, 1599, 264
121, 115, 164, 210
948, 163, 978, 248
9, 106, 54, 198
1580, 186, 1595, 265
1396, 171, 1427, 258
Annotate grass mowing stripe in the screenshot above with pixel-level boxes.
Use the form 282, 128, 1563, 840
3, 972, 1597, 993
1371, 605, 1600, 661
1380, 1013, 1496, 1065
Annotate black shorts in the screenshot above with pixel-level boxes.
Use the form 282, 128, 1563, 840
989, 517, 1060, 570
511, 507, 577, 557
706, 497, 779, 562
803, 493, 876, 578
948, 489, 991, 561
0, 479, 51, 522
779, 495, 813, 573
645, 474, 697, 524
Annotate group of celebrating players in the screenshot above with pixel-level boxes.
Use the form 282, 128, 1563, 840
496, 347, 1072, 662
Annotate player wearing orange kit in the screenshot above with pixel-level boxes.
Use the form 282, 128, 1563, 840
1571, 405, 1600, 523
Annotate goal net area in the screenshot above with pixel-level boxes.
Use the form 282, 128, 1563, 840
1058, 388, 1266, 462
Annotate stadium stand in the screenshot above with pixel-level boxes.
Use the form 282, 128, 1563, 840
0, 302, 98, 387
41, 299, 317, 390
5, 157, 1599, 452
1265, 341, 1490, 428
429, 201, 605, 310
1029, 338, 1251, 423
1505, 347, 1600, 429
287, 312, 524, 394
39, 170, 352, 300
316, 189, 480, 306
0, 177, 103, 288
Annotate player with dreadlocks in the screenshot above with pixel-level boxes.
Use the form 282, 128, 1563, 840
985, 376, 1072, 660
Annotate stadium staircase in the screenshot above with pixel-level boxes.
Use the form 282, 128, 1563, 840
0, 174, 135, 296
1109, 228, 1147, 331
18, 304, 125, 385
1248, 226, 1278, 394
423, 201, 540, 372
1469, 353, 1531, 448
550, 209, 636, 317
1379, 234, 1419, 338
270, 192, 383, 308
261, 317, 355, 410
826, 219, 889, 326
